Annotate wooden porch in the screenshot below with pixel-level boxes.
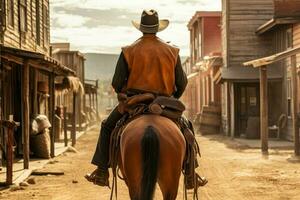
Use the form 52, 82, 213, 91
0, 45, 78, 185
244, 45, 300, 156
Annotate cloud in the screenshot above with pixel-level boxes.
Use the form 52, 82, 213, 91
50, 0, 222, 56
52, 7, 137, 28
51, 12, 90, 28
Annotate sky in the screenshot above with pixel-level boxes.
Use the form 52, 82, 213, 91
50, 0, 221, 56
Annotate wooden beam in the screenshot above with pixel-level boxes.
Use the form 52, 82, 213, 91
49, 74, 55, 158
260, 66, 269, 154
89, 93, 92, 116
28, 59, 54, 73
72, 92, 77, 146
6, 123, 14, 185
95, 80, 99, 118
0, 120, 19, 185
32, 68, 37, 117
1, 54, 24, 65
291, 55, 300, 156
63, 106, 68, 147
23, 60, 30, 169
244, 46, 300, 68
78, 97, 82, 131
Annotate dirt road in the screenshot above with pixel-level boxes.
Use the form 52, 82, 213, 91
1, 127, 300, 200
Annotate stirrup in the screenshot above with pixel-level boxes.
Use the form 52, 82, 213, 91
85, 168, 110, 187
185, 173, 208, 190
196, 174, 208, 187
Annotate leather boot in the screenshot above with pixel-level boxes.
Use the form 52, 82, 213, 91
185, 173, 208, 189
86, 121, 112, 187
85, 167, 110, 187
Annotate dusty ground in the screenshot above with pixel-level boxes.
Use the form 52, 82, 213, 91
1, 127, 300, 200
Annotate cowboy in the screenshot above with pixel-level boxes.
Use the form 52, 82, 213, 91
86, 9, 207, 189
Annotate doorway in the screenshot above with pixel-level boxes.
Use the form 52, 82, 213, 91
235, 83, 260, 137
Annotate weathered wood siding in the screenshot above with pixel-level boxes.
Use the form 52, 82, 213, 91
225, 0, 274, 68
1, 0, 50, 55
294, 23, 300, 141
221, 0, 228, 68
294, 23, 300, 66
52, 52, 85, 82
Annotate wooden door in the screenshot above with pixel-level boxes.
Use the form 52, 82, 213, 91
236, 84, 260, 136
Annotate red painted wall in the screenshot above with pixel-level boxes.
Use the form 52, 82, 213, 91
203, 17, 222, 56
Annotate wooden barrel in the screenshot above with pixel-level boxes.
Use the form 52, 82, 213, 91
199, 103, 221, 135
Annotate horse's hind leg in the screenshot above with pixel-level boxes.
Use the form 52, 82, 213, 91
127, 183, 140, 200
160, 185, 179, 200
158, 172, 181, 200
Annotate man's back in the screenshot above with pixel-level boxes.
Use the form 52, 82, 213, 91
122, 34, 179, 96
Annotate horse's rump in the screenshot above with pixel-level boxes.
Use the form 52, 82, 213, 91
119, 115, 186, 200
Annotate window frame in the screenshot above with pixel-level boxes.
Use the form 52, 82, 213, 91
42, 2, 49, 47
36, 0, 41, 45
286, 28, 293, 49
7, 0, 14, 28
19, 0, 27, 33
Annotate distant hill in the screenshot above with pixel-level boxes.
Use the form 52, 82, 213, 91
84, 53, 188, 80
84, 53, 119, 80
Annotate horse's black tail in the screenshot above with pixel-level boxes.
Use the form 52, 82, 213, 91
140, 125, 160, 200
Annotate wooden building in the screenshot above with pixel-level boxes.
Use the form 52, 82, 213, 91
218, 0, 285, 138
84, 79, 99, 126
0, 0, 75, 184
244, 0, 300, 145
51, 43, 87, 133
182, 12, 222, 133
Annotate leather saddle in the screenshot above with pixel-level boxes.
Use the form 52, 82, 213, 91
117, 93, 185, 119
117, 93, 155, 114
149, 96, 185, 119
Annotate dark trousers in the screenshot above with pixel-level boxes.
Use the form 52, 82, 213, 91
92, 106, 123, 169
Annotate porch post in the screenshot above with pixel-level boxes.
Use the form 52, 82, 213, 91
49, 73, 55, 158
22, 60, 30, 169
291, 55, 300, 156
95, 80, 99, 119
72, 92, 77, 146
63, 106, 68, 147
260, 66, 268, 154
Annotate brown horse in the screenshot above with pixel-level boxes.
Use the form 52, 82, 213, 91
118, 114, 186, 200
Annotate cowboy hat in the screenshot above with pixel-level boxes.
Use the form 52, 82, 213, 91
132, 9, 169, 33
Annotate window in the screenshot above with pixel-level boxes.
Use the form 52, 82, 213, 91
7, 0, 14, 27
20, 0, 27, 32
36, 0, 40, 45
31, 0, 35, 36
42, 3, 49, 47
286, 28, 293, 49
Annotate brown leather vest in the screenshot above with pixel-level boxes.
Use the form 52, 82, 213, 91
122, 35, 179, 96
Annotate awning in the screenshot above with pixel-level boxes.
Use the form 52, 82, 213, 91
256, 17, 300, 35
218, 66, 282, 83
196, 56, 223, 71
0, 45, 75, 76
244, 46, 300, 67
55, 76, 84, 94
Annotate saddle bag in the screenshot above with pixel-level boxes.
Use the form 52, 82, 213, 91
149, 96, 185, 119
117, 93, 155, 114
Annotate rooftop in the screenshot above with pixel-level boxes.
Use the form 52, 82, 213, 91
187, 11, 221, 30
